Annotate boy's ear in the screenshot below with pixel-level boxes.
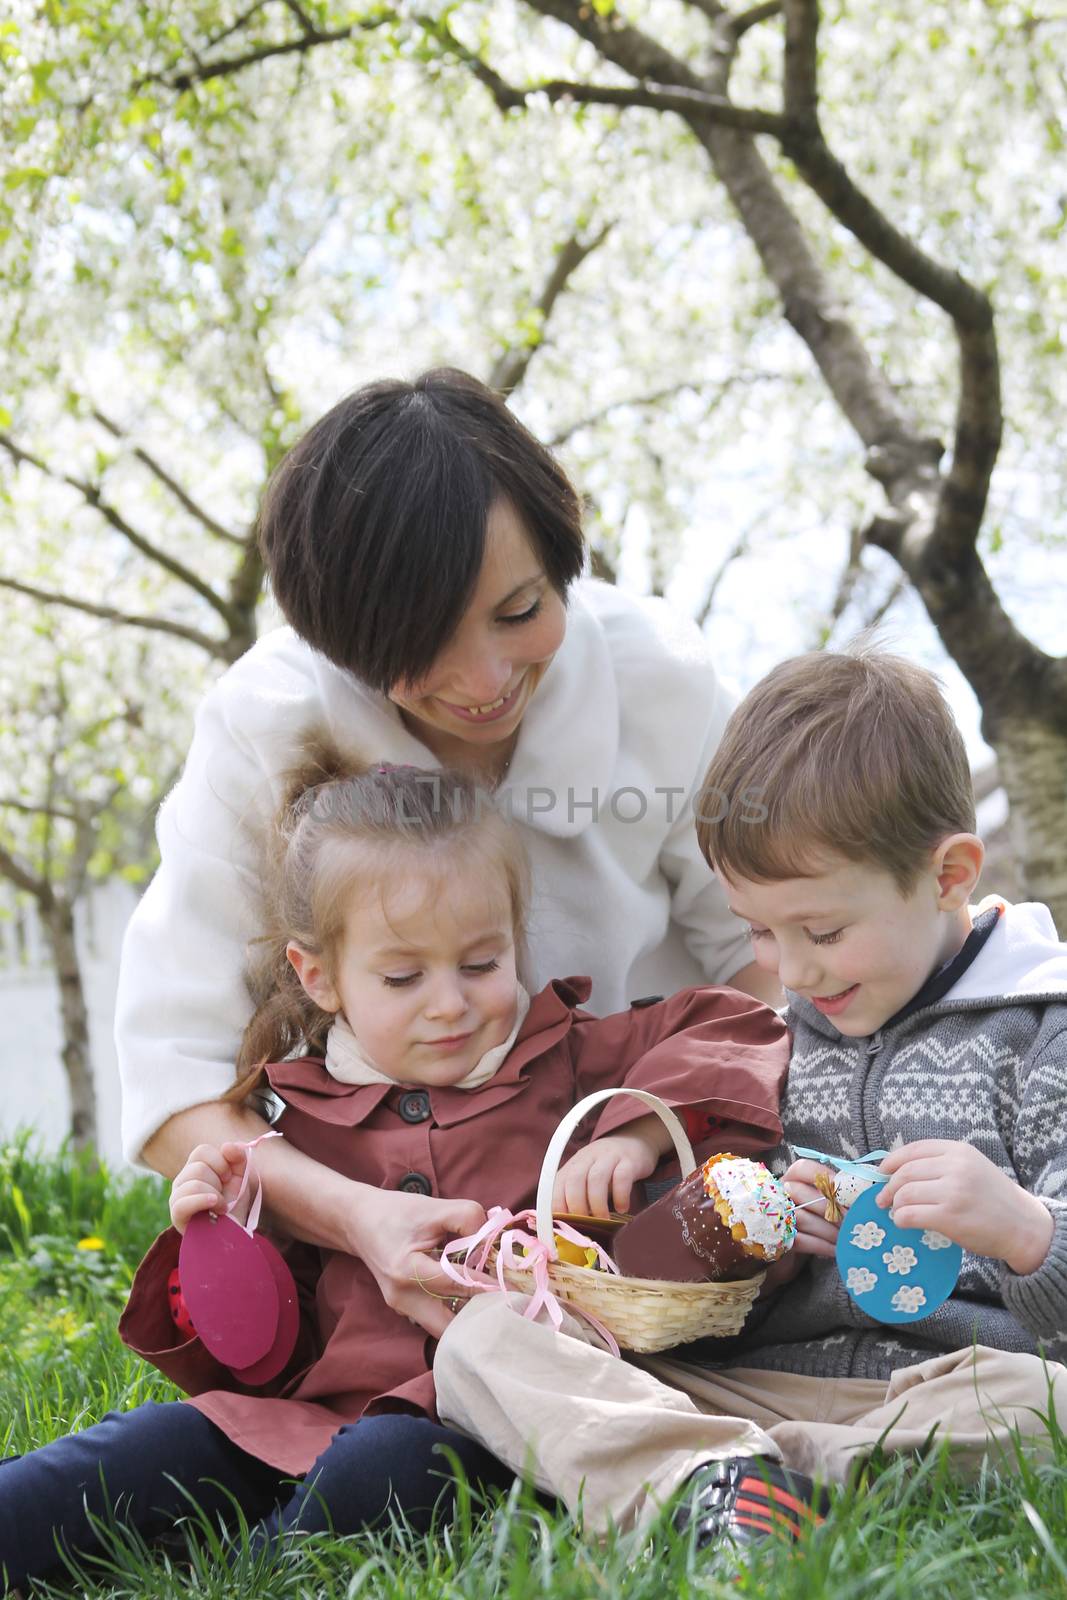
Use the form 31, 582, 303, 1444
933, 834, 985, 911
286, 941, 341, 1012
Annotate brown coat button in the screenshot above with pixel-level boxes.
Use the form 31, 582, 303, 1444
398, 1090, 431, 1124
398, 1171, 433, 1196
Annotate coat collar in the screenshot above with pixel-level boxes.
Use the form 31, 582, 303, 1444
266, 977, 593, 1129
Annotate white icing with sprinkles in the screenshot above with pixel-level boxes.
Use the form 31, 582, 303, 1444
704, 1157, 797, 1259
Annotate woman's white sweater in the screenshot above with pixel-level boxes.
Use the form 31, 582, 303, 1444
115, 579, 750, 1162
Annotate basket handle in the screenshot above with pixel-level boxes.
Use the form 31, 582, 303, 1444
535, 1088, 696, 1253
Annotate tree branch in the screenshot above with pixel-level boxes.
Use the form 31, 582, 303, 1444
696, 523, 755, 627
282, 0, 318, 34
431, 17, 785, 130
782, 0, 817, 120
530, 79, 785, 130
0, 798, 81, 824
547, 372, 774, 448
731, 1, 783, 37
929, 326, 1003, 564
0, 841, 44, 901
526, 0, 709, 89
0, 575, 231, 659
680, 0, 726, 23
441, 40, 783, 130
203, 0, 272, 50
859, 575, 906, 632
67, 786, 122, 901
779, 4, 992, 329
818, 523, 865, 641
972, 760, 1002, 807
92, 410, 245, 546
490, 224, 613, 396
0, 431, 239, 622
152, 16, 389, 92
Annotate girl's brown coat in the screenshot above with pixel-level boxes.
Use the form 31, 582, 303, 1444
120, 980, 788, 1474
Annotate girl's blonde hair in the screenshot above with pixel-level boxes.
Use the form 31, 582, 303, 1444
229, 734, 529, 1100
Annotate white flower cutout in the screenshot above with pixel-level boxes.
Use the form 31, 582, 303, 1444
891, 1285, 927, 1314
921, 1229, 953, 1250
882, 1244, 918, 1275
849, 1220, 886, 1251
846, 1266, 878, 1295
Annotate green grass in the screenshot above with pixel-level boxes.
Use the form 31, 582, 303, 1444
2, 1136, 1066, 1598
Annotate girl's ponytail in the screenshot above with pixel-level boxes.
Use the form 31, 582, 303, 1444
227, 732, 370, 1101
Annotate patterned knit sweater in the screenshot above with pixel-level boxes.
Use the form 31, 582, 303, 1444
715, 901, 1067, 1382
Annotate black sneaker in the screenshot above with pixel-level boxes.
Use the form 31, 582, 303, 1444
673, 1455, 830, 1549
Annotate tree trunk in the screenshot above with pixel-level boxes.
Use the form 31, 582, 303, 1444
42, 898, 98, 1152
988, 720, 1067, 934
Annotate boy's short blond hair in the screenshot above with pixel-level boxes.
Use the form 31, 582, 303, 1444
696, 647, 976, 891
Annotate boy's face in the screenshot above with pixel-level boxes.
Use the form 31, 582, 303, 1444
721, 853, 971, 1037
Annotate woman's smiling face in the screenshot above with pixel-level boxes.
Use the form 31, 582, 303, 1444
387, 497, 567, 754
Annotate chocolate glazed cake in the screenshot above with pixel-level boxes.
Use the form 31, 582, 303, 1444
613, 1153, 797, 1282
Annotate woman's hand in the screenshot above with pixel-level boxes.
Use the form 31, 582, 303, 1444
553, 1132, 661, 1218
781, 1158, 842, 1259
169, 1141, 250, 1234
877, 1140, 1054, 1274
348, 1187, 488, 1339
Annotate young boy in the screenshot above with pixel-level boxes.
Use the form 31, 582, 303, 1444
433, 648, 1067, 1549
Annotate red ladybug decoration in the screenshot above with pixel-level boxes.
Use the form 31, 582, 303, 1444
167, 1266, 197, 1340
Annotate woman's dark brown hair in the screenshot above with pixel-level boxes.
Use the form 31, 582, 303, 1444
257, 368, 585, 692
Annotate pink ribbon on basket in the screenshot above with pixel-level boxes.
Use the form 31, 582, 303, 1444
439, 1206, 623, 1358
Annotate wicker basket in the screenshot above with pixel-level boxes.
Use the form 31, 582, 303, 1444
496, 1087, 764, 1353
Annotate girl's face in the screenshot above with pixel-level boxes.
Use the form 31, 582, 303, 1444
387, 497, 567, 755
289, 857, 520, 1087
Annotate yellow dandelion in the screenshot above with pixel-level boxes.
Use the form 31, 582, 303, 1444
77, 1235, 105, 1251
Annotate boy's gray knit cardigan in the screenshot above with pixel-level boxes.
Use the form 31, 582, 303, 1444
717, 901, 1067, 1382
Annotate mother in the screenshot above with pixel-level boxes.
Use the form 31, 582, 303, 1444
114, 367, 775, 1503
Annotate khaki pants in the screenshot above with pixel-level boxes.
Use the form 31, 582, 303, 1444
434, 1293, 1065, 1533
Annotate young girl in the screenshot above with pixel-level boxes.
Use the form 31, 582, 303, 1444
0, 752, 788, 1589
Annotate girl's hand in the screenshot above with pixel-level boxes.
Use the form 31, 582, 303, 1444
781, 1158, 842, 1260
553, 1133, 660, 1218
349, 1187, 488, 1340
877, 1140, 1054, 1274
169, 1141, 249, 1235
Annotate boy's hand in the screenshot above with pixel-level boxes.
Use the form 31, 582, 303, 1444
877, 1140, 1054, 1275
553, 1132, 661, 1218
169, 1141, 250, 1235
781, 1158, 842, 1259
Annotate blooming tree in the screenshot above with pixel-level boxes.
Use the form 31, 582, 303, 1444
1, 0, 1065, 935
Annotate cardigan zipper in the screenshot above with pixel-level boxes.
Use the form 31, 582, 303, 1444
858, 1028, 884, 1156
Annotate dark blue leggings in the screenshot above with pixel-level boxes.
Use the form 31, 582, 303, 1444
0, 1401, 514, 1590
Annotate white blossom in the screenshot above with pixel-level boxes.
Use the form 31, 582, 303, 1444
846, 1266, 878, 1295
882, 1245, 919, 1276
849, 1221, 886, 1252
